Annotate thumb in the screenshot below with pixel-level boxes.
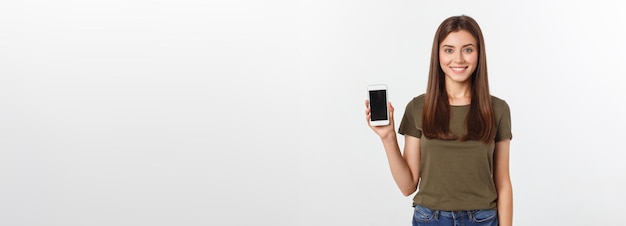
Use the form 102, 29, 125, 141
388, 102, 394, 120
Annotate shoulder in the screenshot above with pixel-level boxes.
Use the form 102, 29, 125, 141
491, 95, 510, 110
490, 95, 511, 118
408, 93, 426, 107
406, 94, 425, 114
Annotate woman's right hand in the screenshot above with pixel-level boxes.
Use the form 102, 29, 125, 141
365, 100, 396, 139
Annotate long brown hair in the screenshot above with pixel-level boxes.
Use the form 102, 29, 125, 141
422, 15, 495, 143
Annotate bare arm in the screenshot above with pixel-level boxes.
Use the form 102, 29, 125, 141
382, 134, 420, 196
494, 139, 513, 226
366, 101, 420, 196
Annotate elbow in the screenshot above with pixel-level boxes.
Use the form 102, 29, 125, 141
401, 187, 417, 197
496, 182, 513, 194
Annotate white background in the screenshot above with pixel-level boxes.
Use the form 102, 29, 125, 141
1, 0, 624, 225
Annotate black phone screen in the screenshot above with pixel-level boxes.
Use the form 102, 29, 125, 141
369, 90, 388, 121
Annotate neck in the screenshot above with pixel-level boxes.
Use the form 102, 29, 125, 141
445, 79, 472, 105
446, 81, 471, 97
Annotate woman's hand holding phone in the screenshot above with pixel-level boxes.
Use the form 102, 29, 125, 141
365, 100, 396, 140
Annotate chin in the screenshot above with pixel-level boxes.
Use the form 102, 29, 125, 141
447, 74, 472, 83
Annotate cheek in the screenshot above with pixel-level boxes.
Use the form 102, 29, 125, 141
439, 54, 451, 66
468, 53, 479, 64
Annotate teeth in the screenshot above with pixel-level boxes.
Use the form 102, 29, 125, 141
451, 67, 466, 71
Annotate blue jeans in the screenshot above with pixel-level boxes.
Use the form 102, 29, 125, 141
412, 205, 498, 226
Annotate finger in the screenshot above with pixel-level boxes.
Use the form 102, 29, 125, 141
388, 102, 394, 121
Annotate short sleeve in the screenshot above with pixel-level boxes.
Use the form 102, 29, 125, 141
494, 99, 513, 142
398, 97, 422, 138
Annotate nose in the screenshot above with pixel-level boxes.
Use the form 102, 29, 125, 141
453, 51, 465, 63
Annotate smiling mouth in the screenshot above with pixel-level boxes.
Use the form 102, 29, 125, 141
450, 66, 468, 72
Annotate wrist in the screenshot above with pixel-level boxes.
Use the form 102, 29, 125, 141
380, 131, 397, 141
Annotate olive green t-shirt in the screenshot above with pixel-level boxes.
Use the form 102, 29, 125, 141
398, 94, 512, 211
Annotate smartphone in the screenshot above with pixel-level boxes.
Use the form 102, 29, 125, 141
367, 84, 389, 126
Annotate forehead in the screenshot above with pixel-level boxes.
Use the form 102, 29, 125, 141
440, 30, 477, 46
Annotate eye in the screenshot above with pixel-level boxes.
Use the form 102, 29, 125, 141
463, 48, 474, 53
443, 48, 453, 53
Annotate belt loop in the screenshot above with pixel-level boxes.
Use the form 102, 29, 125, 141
434, 210, 439, 221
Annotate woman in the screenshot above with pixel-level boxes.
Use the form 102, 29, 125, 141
365, 15, 513, 226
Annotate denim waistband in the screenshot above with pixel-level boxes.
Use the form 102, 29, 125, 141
436, 210, 473, 218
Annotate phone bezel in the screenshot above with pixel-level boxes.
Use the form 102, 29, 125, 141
367, 84, 389, 126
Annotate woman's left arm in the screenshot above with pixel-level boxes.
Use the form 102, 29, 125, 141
494, 139, 513, 226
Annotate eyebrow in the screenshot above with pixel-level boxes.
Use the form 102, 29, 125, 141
442, 44, 476, 48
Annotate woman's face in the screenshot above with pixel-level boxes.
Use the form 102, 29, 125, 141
439, 30, 478, 84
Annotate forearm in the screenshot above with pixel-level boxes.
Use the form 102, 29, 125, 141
494, 140, 513, 225
380, 134, 418, 196
497, 184, 513, 226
